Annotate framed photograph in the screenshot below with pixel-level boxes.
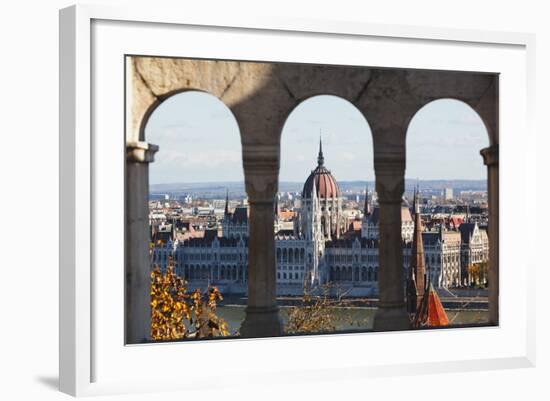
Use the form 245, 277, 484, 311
59, 4, 536, 396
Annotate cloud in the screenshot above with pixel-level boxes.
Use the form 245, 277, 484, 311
157, 149, 241, 167
338, 151, 356, 161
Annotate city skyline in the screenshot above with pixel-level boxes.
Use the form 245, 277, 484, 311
146, 93, 490, 185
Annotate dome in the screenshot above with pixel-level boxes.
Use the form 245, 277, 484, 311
301, 138, 340, 199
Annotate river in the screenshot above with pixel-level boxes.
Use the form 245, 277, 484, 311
215, 305, 489, 335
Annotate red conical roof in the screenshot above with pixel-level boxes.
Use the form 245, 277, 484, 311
426, 284, 449, 326
413, 283, 449, 327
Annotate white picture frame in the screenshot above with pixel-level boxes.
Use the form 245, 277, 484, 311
59, 4, 536, 397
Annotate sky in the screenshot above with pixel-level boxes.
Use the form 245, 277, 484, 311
145, 92, 489, 185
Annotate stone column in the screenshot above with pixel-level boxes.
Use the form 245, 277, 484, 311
126, 141, 158, 344
239, 145, 283, 337
481, 145, 499, 325
372, 158, 411, 331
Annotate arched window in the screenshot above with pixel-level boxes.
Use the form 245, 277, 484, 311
406, 99, 489, 183
281, 95, 373, 188
144, 90, 242, 284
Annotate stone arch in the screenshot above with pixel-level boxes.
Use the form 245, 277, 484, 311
142, 89, 243, 185
406, 98, 491, 158
278, 94, 375, 226
279, 93, 373, 138
129, 57, 250, 143
138, 88, 230, 142
278, 93, 376, 264
402, 71, 498, 146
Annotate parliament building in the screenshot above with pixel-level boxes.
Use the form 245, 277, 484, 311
151, 140, 489, 296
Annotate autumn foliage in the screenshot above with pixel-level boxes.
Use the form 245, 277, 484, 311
285, 291, 337, 334
468, 261, 488, 287
150, 261, 229, 341
286, 284, 365, 334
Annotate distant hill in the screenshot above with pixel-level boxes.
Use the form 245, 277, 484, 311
403, 179, 487, 192
150, 179, 486, 198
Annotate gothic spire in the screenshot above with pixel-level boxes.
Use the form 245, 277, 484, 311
407, 184, 420, 315
414, 180, 420, 215
406, 266, 418, 314
364, 183, 371, 216
317, 133, 324, 167
412, 184, 417, 216
410, 181, 426, 308
224, 189, 229, 216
